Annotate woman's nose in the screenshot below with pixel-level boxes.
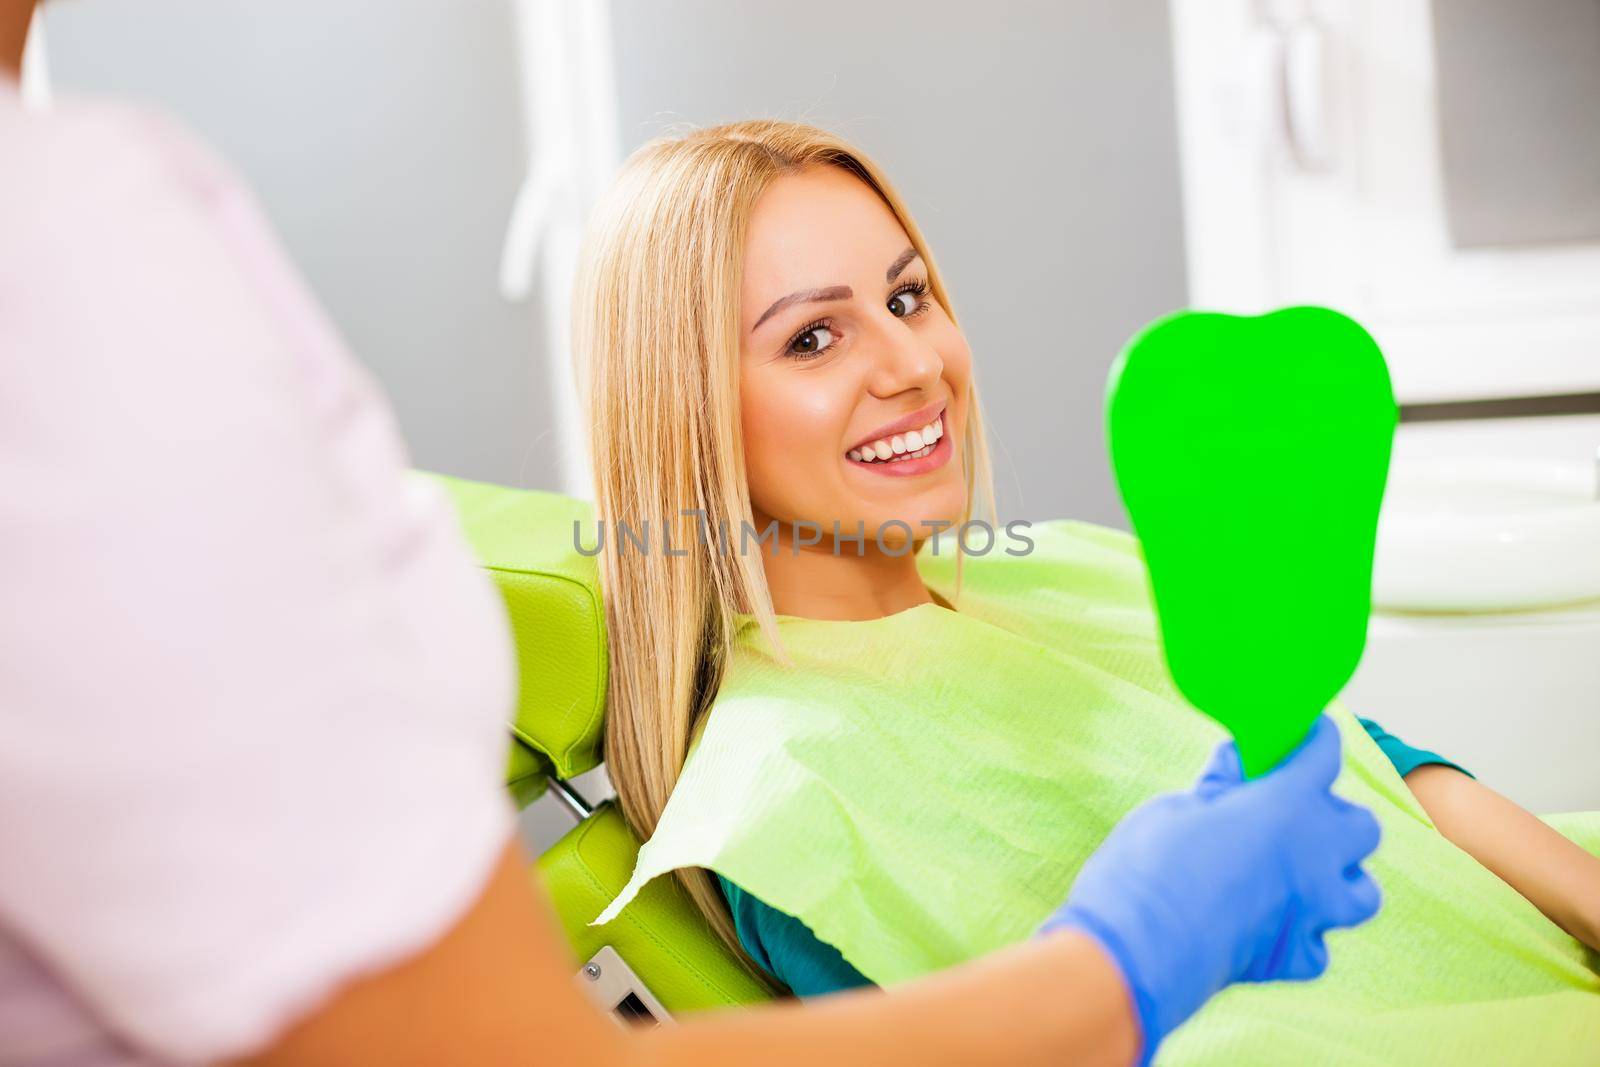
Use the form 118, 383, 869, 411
864, 315, 943, 395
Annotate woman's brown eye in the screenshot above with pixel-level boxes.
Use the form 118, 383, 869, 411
791, 325, 833, 356
888, 289, 923, 318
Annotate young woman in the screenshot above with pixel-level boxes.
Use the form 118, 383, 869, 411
573, 120, 1600, 1063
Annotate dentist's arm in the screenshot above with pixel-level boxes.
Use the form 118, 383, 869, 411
236, 718, 1378, 1067
234, 839, 1141, 1067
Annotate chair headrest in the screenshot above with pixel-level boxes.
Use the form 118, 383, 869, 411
421, 472, 607, 785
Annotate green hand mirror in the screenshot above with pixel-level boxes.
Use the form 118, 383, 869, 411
1105, 306, 1398, 779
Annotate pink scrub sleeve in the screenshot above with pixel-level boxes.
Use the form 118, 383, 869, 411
0, 89, 518, 1064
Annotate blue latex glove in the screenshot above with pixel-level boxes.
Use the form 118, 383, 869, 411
1038, 714, 1381, 1066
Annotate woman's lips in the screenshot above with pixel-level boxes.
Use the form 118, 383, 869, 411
845, 401, 947, 456
844, 413, 953, 477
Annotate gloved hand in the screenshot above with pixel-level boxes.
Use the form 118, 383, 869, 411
1037, 714, 1381, 1066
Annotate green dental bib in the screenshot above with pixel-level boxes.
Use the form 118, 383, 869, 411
596, 521, 1600, 1065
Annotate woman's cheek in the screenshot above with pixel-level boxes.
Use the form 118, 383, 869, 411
749, 427, 790, 514
940, 330, 974, 417
748, 414, 822, 519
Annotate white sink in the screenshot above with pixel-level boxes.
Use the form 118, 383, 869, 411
1371, 456, 1600, 612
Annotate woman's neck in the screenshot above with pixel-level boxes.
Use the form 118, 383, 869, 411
753, 515, 942, 621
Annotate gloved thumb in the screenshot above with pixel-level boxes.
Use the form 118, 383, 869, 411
1261, 714, 1342, 796
1193, 737, 1243, 799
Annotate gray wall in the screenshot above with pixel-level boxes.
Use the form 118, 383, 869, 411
40, 0, 559, 489
610, 0, 1189, 528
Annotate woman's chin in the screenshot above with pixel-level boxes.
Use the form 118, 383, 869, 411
845, 500, 968, 545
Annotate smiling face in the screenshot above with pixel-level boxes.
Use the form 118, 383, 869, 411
739, 165, 972, 549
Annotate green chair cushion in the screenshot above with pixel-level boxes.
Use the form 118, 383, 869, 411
536, 802, 774, 1012
419, 472, 608, 786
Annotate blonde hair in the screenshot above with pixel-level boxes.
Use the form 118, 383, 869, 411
571, 119, 998, 987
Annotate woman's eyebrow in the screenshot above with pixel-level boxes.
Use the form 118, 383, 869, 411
886, 246, 919, 282
748, 247, 919, 334
752, 285, 852, 332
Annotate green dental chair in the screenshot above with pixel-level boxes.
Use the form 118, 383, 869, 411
423, 472, 771, 1026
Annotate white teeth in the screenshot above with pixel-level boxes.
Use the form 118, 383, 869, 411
889, 443, 935, 462
848, 413, 946, 464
